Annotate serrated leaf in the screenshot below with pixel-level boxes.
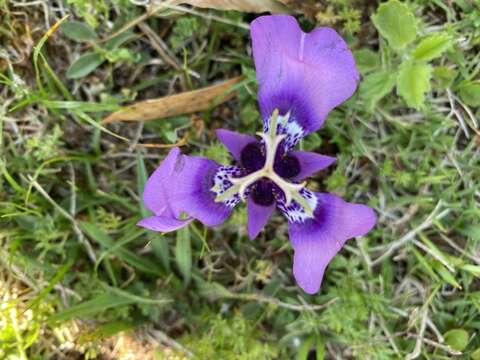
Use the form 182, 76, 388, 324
412, 33, 452, 61
66, 52, 104, 79
457, 81, 480, 107
397, 60, 432, 109
61, 21, 97, 42
372, 0, 417, 50
432, 66, 457, 88
354, 49, 380, 74
359, 70, 396, 111
175, 226, 192, 285
444, 329, 469, 351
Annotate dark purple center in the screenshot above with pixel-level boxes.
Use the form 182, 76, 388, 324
240, 142, 265, 173
251, 179, 275, 206
274, 154, 300, 179
239, 140, 302, 207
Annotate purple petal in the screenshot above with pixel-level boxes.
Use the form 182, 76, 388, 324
137, 216, 192, 232
287, 192, 376, 294
141, 147, 238, 229
291, 151, 336, 181
169, 155, 237, 227
216, 129, 257, 162
247, 195, 275, 240
142, 147, 181, 218
251, 15, 359, 137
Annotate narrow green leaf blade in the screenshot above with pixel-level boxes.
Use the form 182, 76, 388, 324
48, 293, 135, 324
81, 222, 162, 276
175, 226, 192, 285
151, 234, 171, 271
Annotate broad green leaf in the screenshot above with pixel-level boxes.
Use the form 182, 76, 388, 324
444, 329, 469, 351
433, 66, 457, 88
353, 49, 380, 74
372, 0, 417, 50
175, 226, 192, 285
472, 347, 480, 360
359, 70, 396, 111
61, 21, 97, 42
66, 52, 104, 79
397, 60, 432, 109
457, 81, 480, 107
412, 33, 452, 61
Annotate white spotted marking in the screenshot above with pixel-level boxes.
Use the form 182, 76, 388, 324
278, 188, 317, 223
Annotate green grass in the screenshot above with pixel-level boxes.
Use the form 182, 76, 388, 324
1, 1, 480, 359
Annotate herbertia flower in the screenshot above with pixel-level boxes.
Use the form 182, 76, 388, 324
138, 15, 376, 294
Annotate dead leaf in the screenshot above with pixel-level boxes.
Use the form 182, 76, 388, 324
169, 0, 289, 13
102, 77, 242, 124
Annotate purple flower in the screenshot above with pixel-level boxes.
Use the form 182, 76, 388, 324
138, 15, 376, 294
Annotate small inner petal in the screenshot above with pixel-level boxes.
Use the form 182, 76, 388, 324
251, 179, 275, 206
274, 154, 300, 179
240, 142, 265, 173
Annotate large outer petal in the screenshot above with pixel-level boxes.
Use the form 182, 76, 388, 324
251, 15, 359, 136
169, 154, 234, 227
142, 147, 182, 218
137, 216, 192, 232
287, 192, 376, 294
141, 147, 234, 230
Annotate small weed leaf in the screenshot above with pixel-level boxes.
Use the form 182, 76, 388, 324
412, 33, 452, 62
359, 70, 396, 111
396, 60, 432, 109
66, 52, 104, 79
432, 66, 458, 88
61, 21, 97, 42
372, 0, 417, 50
444, 329, 469, 351
457, 80, 480, 107
353, 49, 380, 75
